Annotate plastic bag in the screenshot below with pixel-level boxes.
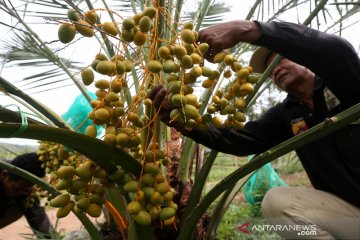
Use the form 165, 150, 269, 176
62, 91, 102, 136
242, 155, 287, 205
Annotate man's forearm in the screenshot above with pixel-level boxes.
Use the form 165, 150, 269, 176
233, 20, 262, 44
198, 20, 262, 60
24, 202, 52, 235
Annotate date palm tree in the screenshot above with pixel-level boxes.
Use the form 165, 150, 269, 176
1, 0, 360, 239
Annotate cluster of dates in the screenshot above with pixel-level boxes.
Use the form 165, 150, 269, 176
53, 3, 260, 226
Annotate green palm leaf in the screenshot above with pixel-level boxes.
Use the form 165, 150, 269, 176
1, 0, 91, 101
0, 123, 142, 176
19, 0, 69, 9
1, 32, 82, 91
182, 1, 231, 28
109, 0, 142, 13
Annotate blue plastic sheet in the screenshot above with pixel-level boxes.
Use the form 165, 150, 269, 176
61, 91, 102, 136
242, 155, 287, 205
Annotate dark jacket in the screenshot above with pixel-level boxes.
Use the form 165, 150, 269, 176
0, 183, 51, 234
185, 21, 360, 207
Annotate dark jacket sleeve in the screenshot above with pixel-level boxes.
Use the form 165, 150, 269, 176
255, 21, 360, 107
185, 21, 359, 155
22, 200, 52, 235
185, 104, 289, 156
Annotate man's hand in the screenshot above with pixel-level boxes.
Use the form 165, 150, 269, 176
148, 85, 190, 133
148, 85, 171, 124
198, 20, 261, 62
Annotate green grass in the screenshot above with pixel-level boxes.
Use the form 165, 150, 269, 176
206, 151, 304, 184
215, 203, 282, 240
205, 153, 247, 182
274, 155, 304, 175
207, 166, 236, 182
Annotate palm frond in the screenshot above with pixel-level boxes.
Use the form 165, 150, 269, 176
266, 0, 298, 21
20, 74, 70, 91
0, 105, 45, 125
183, 1, 231, 28
231, 0, 359, 62
0, 76, 71, 128
325, 3, 360, 32
19, 0, 69, 9
108, 0, 142, 14
2, 32, 81, 66
15, 0, 89, 21
1, 32, 83, 91
330, 2, 360, 6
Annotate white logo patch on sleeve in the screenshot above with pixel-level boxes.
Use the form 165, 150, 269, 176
323, 87, 341, 111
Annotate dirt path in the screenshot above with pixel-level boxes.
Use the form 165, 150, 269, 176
0, 208, 103, 240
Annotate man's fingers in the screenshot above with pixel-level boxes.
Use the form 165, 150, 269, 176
198, 29, 209, 44
205, 48, 220, 63
148, 85, 163, 101
153, 88, 167, 109
204, 51, 213, 63
148, 86, 187, 132
197, 30, 203, 43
